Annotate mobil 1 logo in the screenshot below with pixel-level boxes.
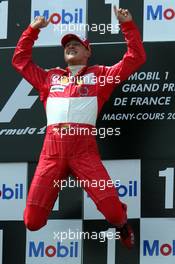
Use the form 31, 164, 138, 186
87, 0, 143, 42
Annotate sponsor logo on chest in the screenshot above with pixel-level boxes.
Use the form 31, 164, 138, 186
50, 74, 69, 92
50, 72, 96, 93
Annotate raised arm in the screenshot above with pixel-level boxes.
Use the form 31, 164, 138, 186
12, 16, 50, 100
99, 7, 146, 100
113, 7, 146, 80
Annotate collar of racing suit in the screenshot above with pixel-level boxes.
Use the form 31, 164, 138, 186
65, 65, 88, 77
68, 65, 85, 76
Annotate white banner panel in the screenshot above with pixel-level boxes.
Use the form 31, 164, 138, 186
0, 1, 8, 39
104, 0, 120, 34
140, 218, 175, 263
26, 220, 82, 264
84, 159, 140, 219
31, 0, 87, 47
144, 0, 175, 41
0, 163, 27, 220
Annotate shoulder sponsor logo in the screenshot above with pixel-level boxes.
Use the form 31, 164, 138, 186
51, 74, 61, 85
50, 75, 69, 91
60, 76, 69, 85
51, 75, 69, 85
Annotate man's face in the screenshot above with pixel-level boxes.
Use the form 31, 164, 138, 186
64, 39, 91, 65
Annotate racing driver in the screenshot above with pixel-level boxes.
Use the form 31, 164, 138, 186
12, 6, 146, 249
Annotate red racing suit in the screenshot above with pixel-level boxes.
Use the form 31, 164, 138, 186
12, 20, 146, 231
